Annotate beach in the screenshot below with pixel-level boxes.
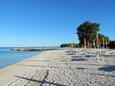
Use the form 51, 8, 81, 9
0, 48, 115, 86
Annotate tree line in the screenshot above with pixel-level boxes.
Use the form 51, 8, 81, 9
77, 21, 115, 49
60, 21, 115, 49
60, 43, 79, 48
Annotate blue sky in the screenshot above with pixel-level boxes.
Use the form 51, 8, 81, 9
0, 0, 115, 47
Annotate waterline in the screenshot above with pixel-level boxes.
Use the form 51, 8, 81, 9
0, 48, 40, 69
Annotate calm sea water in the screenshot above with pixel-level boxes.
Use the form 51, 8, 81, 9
0, 48, 40, 69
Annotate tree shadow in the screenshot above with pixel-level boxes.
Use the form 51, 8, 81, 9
103, 55, 115, 57
66, 53, 76, 55
66, 51, 76, 55
14, 70, 65, 86
85, 54, 96, 58
71, 56, 82, 58
66, 51, 76, 53
76, 67, 86, 70
71, 55, 87, 61
98, 65, 115, 72
71, 58, 87, 61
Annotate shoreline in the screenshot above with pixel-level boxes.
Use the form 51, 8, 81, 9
0, 50, 41, 70
0, 51, 44, 71
0, 48, 115, 86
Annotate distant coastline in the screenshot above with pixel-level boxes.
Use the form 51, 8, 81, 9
11, 47, 60, 51
0, 48, 40, 69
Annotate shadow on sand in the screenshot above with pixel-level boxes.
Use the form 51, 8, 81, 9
98, 65, 115, 72
66, 51, 76, 55
71, 58, 87, 61
14, 70, 65, 86
71, 56, 87, 61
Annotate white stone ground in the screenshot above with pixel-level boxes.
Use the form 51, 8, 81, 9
0, 48, 115, 86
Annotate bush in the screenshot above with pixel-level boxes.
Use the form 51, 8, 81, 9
108, 41, 115, 49
60, 43, 79, 48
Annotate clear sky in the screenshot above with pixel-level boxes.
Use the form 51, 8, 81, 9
0, 0, 115, 47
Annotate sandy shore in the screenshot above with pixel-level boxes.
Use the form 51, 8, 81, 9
0, 48, 115, 86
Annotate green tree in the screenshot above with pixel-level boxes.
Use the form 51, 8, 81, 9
77, 21, 100, 48
105, 36, 109, 48
108, 41, 115, 49
60, 43, 79, 48
98, 34, 109, 48
98, 34, 105, 48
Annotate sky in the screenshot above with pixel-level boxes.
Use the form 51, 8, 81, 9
0, 0, 115, 47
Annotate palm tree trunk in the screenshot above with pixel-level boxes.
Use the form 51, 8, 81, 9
93, 40, 95, 48
105, 40, 108, 48
102, 38, 105, 48
87, 41, 90, 48
96, 34, 99, 48
83, 38, 87, 48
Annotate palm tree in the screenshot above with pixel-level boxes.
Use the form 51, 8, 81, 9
96, 33, 100, 48
98, 34, 109, 48
98, 34, 104, 48
92, 40, 96, 48
104, 36, 109, 48
77, 21, 100, 48
83, 37, 87, 48
108, 40, 115, 49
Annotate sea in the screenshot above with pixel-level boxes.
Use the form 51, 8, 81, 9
0, 47, 40, 69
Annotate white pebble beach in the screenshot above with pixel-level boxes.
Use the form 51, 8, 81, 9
0, 48, 115, 86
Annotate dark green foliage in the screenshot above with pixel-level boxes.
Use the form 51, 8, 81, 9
108, 41, 115, 49
60, 43, 79, 48
98, 33, 110, 48
76, 21, 111, 48
77, 21, 100, 48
